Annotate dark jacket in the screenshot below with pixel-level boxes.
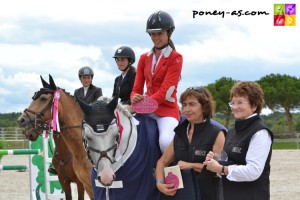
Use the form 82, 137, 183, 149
223, 115, 273, 200
174, 119, 224, 200
74, 84, 102, 104
112, 66, 136, 105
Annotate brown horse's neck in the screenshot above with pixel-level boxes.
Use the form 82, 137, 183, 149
57, 91, 87, 160
53, 133, 72, 159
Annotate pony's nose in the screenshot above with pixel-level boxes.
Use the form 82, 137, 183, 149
18, 116, 28, 127
98, 174, 116, 187
98, 176, 113, 186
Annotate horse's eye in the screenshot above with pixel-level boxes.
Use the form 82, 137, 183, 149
40, 97, 48, 102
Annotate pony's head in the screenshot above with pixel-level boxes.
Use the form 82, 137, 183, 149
79, 96, 120, 186
18, 75, 58, 141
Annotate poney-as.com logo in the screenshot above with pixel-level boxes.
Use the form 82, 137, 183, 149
274, 4, 296, 26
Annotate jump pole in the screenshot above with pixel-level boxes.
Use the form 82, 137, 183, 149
0, 149, 41, 155
0, 165, 28, 171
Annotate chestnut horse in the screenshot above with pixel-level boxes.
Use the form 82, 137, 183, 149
18, 75, 93, 199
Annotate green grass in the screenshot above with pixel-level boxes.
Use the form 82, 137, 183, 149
0, 140, 29, 150
272, 141, 299, 149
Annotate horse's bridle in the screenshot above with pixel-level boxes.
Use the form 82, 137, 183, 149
23, 95, 54, 135
23, 89, 81, 136
83, 114, 134, 171
83, 119, 119, 169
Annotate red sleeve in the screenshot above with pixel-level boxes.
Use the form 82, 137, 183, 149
151, 52, 183, 105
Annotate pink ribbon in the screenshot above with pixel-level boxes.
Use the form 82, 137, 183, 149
52, 90, 61, 132
116, 111, 123, 145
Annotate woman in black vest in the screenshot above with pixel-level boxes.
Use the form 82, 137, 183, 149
112, 46, 136, 105
205, 81, 273, 200
155, 87, 226, 200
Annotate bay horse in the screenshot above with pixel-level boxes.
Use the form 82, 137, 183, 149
78, 96, 162, 200
17, 75, 93, 200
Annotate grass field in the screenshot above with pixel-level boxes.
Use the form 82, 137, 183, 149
273, 138, 300, 149
1, 138, 300, 150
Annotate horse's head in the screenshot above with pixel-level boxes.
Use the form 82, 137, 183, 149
18, 75, 57, 141
79, 96, 119, 186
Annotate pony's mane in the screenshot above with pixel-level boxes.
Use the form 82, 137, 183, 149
98, 96, 132, 118
54, 87, 76, 99
59, 88, 71, 96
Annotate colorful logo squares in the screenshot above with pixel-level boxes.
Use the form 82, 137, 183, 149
274, 4, 296, 26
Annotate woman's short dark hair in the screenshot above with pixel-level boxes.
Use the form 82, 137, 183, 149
230, 81, 265, 114
180, 87, 215, 119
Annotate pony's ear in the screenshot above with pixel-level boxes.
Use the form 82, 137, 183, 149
77, 97, 92, 114
49, 74, 57, 90
107, 96, 118, 111
40, 75, 49, 88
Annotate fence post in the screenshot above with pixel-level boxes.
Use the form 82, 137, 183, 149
297, 133, 299, 149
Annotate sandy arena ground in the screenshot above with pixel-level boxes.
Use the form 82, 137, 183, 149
0, 150, 299, 200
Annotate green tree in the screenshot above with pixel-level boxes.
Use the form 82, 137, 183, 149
0, 112, 21, 127
258, 74, 300, 133
206, 77, 237, 128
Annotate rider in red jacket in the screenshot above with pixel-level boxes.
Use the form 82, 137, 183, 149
131, 10, 183, 153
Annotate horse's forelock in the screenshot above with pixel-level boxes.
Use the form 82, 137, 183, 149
84, 100, 115, 128
32, 88, 54, 100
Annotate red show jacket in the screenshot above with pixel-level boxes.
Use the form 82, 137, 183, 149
131, 46, 183, 121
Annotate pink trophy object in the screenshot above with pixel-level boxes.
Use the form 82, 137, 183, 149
132, 96, 158, 114
164, 172, 179, 189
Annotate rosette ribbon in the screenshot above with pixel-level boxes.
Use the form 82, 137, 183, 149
51, 90, 61, 132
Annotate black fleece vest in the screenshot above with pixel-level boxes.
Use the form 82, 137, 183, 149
174, 119, 222, 178
223, 115, 274, 200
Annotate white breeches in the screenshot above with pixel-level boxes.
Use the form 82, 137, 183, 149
147, 113, 179, 153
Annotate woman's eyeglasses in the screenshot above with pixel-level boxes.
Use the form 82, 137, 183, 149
228, 101, 249, 108
186, 87, 204, 93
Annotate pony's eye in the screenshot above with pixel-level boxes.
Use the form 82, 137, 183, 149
40, 97, 48, 102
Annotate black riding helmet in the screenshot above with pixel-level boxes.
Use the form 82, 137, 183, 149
146, 11, 175, 50
146, 10, 175, 34
78, 66, 94, 79
113, 46, 135, 72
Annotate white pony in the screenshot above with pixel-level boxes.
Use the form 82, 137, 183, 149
78, 96, 161, 200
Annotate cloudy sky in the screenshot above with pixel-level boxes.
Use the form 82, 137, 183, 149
0, 0, 299, 113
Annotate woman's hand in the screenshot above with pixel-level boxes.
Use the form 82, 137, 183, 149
204, 151, 222, 173
177, 160, 191, 170
131, 94, 144, 104
156, 182, 177, 196
205, 151, 215, 162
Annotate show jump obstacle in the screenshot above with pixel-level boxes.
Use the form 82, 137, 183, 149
0, 135, 65, 200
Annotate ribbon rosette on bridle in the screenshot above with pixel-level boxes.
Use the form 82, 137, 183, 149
51, 89, 61, 132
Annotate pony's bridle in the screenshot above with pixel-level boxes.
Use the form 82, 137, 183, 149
23, 88, 81, 136
23, 92, 54, 136
83, 119, 119, 169
83, 115, 134, 171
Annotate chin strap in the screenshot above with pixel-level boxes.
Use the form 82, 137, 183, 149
154, 43, 168, 50
121, 65, 130, 72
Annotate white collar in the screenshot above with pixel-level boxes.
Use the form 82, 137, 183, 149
147, 45, 173, 58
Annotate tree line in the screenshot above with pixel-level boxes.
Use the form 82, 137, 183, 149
206, 73, 300, 133
1, 73, 299, 134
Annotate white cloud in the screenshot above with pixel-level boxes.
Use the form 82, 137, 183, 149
0, 0, 299, 113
